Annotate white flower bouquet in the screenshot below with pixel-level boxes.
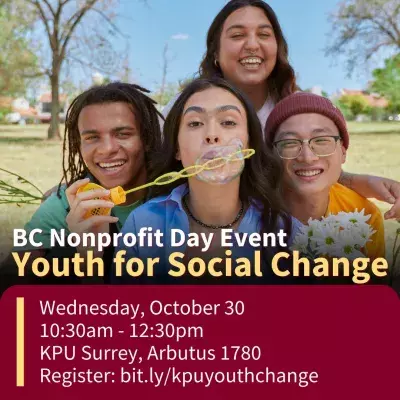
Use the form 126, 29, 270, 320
290, 209, 376, 260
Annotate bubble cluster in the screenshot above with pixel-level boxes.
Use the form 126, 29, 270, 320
195, 138, 246, 184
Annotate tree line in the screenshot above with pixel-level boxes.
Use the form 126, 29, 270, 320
0, 0, 399, 139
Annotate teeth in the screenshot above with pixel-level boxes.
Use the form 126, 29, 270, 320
99, 161, 126, 168
240, 57, 262, 64
296, 170, 322, 177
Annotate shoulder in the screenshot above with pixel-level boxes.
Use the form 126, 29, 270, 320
17, 186, 69, 251
27, 185, 69, 225
330, 182, 364, 200
121, 184, 188, 232
289, 215, 304, 232
272, 210, 302, 232
247, 201, 302, 245
329, 184, 384, 237
330, 183, 382, 216
282, 214, 303, 246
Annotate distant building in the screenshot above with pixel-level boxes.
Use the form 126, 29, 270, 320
0, 96, 13, 111
0, 96, 38, 123
36, 92, 69, 123
332, 89, 388, 108
310, 86, 323, 96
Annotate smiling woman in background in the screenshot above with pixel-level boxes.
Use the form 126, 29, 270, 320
163, 0, 400, 220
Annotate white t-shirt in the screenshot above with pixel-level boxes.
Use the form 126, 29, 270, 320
256, 99, 275, 131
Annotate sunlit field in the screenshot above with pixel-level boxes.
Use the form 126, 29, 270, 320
0, 122, 399, 269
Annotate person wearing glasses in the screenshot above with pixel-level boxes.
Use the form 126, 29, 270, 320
265, 92, 385, 259
162, 0, 400, 221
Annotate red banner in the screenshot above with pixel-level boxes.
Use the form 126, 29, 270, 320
0, 285, 398, 399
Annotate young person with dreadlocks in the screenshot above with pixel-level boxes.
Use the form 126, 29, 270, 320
3, 82, 163, 285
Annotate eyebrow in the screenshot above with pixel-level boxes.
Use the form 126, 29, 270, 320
183, 105, 242, 116
112, 126, 136, 133
226, 23, 273, 32
80, 126, 136, 135
276, 127, 335, 138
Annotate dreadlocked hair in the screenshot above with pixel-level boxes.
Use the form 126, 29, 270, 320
57, 81, 164, 196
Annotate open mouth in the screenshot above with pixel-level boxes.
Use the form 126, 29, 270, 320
97, 160, 127, 172
200, 148, 230, 161
202, 152, 220, 160
198, 140, 244, 166
295, 169, 324, 178
239, 56, 263, 69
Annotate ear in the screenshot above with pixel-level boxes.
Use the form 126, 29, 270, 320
340, 144, 347, 164
175, 147, 181, 161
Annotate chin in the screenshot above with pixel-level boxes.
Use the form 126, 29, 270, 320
240, 75, 268, 87
96, 180, 115, 190
295, 182, 329, 196
98, 177, 129, 190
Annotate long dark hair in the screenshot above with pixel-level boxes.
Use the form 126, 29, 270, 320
199, 0, 297, 102
149, 77, 292, 242
58, 82, 163, 194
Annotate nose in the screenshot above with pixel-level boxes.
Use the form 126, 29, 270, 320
244, 32, 260, 53
205, 135, 220, 144
204, 124, 221, 145
98, 135, 119, 155
296, 142, 319, 164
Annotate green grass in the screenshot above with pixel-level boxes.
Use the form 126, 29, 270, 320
342, 126, 400, 268
0, 122, 399, 267
347, 121, 400, 134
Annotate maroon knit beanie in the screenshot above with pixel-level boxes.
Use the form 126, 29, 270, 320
264, 92, 349, 149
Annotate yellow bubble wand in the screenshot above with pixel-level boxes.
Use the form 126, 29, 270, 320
77, 148, 255, 217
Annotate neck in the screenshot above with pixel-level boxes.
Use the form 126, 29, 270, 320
124, 166, 147, 205
283, 187, 330, 224
238, 82, 269, 111
185, 179, 242, 227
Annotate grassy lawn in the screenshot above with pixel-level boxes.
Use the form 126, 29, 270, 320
347, 121, 400, 134
0, 122, 399, 267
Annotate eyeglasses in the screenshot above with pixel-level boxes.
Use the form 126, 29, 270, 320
273, 136, 341, 160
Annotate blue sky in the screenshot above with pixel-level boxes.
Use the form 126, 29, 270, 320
113, 0, 372, 95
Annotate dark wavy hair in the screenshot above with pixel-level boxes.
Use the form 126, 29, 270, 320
149, 77, 292, 250
199, 0, 298, 102
58, 82, 163, 195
